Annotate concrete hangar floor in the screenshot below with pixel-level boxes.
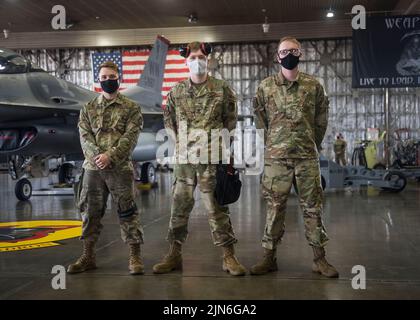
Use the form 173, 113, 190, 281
0, 171, 420, 300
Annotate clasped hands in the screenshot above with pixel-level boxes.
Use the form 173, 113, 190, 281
94, 154, 111, 170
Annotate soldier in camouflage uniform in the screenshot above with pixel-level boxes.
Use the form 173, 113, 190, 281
334, 133, 347, 166
67, 61, 144, 275
251, 37, 339, 278
152, 41, 246, 276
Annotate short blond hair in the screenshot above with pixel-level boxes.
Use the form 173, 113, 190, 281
98, 61, 119, 74
188, 41, 202, 53
278, 36, 301, 49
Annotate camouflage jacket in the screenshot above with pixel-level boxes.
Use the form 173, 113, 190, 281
164, 76, 237, 163
78, 92, 143, 171
333, 139, 347, 154
254, 72, 329, 159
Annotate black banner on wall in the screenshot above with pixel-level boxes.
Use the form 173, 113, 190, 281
352, 15, 420, 88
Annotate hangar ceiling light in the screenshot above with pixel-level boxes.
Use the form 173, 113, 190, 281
326, 9, 335, 18
262, 9, 270, 33
188, 13, 198, 24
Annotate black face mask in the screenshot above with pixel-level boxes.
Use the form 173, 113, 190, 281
279, 53, 300, 70
100, 79, 119, 94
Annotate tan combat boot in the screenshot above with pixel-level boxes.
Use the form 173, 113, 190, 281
312, 246, 339, 278
128, 243, 144, 275
152, 241, 182, 274
222, 244, 246, 276
250, 248, 278, 275
67, 240, 97, 274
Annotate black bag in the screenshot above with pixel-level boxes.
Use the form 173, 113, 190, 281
214, 164, 242, 206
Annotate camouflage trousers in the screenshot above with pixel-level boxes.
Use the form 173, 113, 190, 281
167, 164, 237, 247
261, 158, 329, 250
78, 169, 144, 245
335, 153, 347, 166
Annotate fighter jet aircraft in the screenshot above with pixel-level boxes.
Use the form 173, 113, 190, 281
0, 36, 172, 200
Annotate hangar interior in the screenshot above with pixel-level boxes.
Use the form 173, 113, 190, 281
1, 0, 420, 300
18, 39, 420, 159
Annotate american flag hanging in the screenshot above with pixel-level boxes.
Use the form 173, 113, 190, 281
91, 50, 189, 106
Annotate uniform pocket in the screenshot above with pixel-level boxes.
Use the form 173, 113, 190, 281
73, 169, 85, 210
262, 161, 293, 194
262, 163, 274, 191
270, 176, 292, 194
300, 90, 316, 122
115, 115, 129, 134
266, 93, 282, 118
262, 174, 273, 191
116, 121, 126, 134
208, 94, 223, 120
176, 97, 194, 121
110, 109, 129, 134
77, 185, 88, 211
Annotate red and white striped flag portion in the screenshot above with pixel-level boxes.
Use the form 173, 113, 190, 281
92, 50, 189, 107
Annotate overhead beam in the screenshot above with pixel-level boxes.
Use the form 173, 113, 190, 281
394, 0, 420, 14
0, 19, 352, 49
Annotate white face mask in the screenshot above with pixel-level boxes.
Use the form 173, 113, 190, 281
187, 58, 207, 75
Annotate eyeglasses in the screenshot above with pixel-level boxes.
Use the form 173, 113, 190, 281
277, 48, 301, 57
99, 74, 119, 81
